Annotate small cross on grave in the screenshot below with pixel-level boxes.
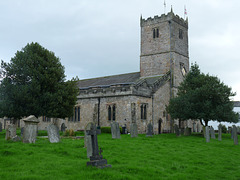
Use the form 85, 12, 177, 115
86, 124, 111, 168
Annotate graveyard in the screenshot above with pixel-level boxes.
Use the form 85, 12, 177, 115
0, 129, 239, 180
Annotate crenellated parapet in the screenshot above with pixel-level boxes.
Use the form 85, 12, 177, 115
141, 11, 188, 28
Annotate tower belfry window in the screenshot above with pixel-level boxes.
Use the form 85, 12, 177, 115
179, 29, 183, 39
153, 28, 159, 39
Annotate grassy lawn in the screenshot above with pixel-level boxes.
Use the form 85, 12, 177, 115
0, 130, 239, 180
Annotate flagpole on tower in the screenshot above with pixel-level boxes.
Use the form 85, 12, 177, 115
164, 0, 166, 14
184, 5, 187, 19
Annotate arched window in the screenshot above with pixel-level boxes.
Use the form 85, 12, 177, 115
143, 105, 147, 120
141, 104, 147, 120
153, 29, 156, 38
112, 105, 116, 121
74, 107, 77, 121
140, 105, 144, 119
78, 107, 80, 121
108, 106, 112, 121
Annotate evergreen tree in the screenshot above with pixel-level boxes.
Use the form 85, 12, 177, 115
167, 63, 239, 126
0, 42, 79, 120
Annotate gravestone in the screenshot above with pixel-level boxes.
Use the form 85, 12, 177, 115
210, 126, 216, 139
61, 123, 67, 132
21, 127, 24, 137
174, 124, 180, 136
111, 122, 120, 139
86, 123, 111, 168
47, 124, 60, 143
232, 125, 238, 145
23, 115, 40, 143
218, 124, 222, 141
5, 124, 16, 140
130, 123, 138, 138
205, 126, 210, 143
85, 122, 95, 158
184, 127, 191, 136
146, 123, 153, 137
12, 135, 21, 142
0, 122, 2, 132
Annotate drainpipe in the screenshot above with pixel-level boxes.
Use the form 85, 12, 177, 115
152, 94, 154, 134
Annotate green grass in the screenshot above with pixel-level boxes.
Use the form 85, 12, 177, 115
0, 131, 239, 180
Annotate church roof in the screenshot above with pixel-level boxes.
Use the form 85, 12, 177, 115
77, 72, 141, 89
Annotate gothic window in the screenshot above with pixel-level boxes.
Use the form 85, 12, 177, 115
108, 106, 112, 121
179, 29, 183, 39
112, 105, 116, 121
180, 62, 187, 77
78, 107, 80, 121
141, 104, 147, 120
153, 28, 155, 38
156, 28, 159, 38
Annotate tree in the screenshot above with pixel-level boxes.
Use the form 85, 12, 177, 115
167, 63, 239, 126
0, 42, 79, 121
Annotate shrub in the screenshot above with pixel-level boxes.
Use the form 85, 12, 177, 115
64, 129, 75, 136
222, 125, 227, 133
101, 126, 122, 134
101, 127, 111, 133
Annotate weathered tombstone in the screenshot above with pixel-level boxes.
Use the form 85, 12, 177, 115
0, 122, 2, 132
146, 123, 153, 137
21, 127, 24, 137
61, 123, 67, 132
218, 124, 222, 141
130, 123, 138, 138
5, 124, 16, 140
86, 123, 111, 168
47, 124, 60, 143
210, 126, 216, 139
232, 125, 238, 145
184, 127, 191, 136
180, 128, 185, 135
111, 121, 121, 139
22, 115, 40, 143
85, 122, 95, 158
205, 126, 210, 143
174, 124, 180, 137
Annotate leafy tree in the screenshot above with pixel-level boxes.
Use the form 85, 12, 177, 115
167, 63, 239, 126
0, 42, 79, 121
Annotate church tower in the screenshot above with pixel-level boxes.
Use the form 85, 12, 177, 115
140, 10, 189, 93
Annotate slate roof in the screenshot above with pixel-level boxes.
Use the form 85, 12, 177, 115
77, 72, 141, 89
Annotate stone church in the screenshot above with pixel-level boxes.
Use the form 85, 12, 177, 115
1, 10, 202, 133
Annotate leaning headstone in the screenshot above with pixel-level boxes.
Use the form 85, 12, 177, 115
130, 123, 138, 138
184, 127, 191, 136
85, 122, 95, 158
146, 123, 153, 137
210, 126, 216, 139
22, 115, 40, 143
47, 124, 60, 143
218, 124, 222, 141
232, 125, 238, 145
5, 124, 16, 140
205, 126, 210, 143
86, 123, 111, 168
61, 123, 67, 132
174, 124, 180, 137
0, 122, 2, 132
111, 122, 121, 139
12, 135, 21, 142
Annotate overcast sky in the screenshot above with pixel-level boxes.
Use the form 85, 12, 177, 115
1, 0, 240, 100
